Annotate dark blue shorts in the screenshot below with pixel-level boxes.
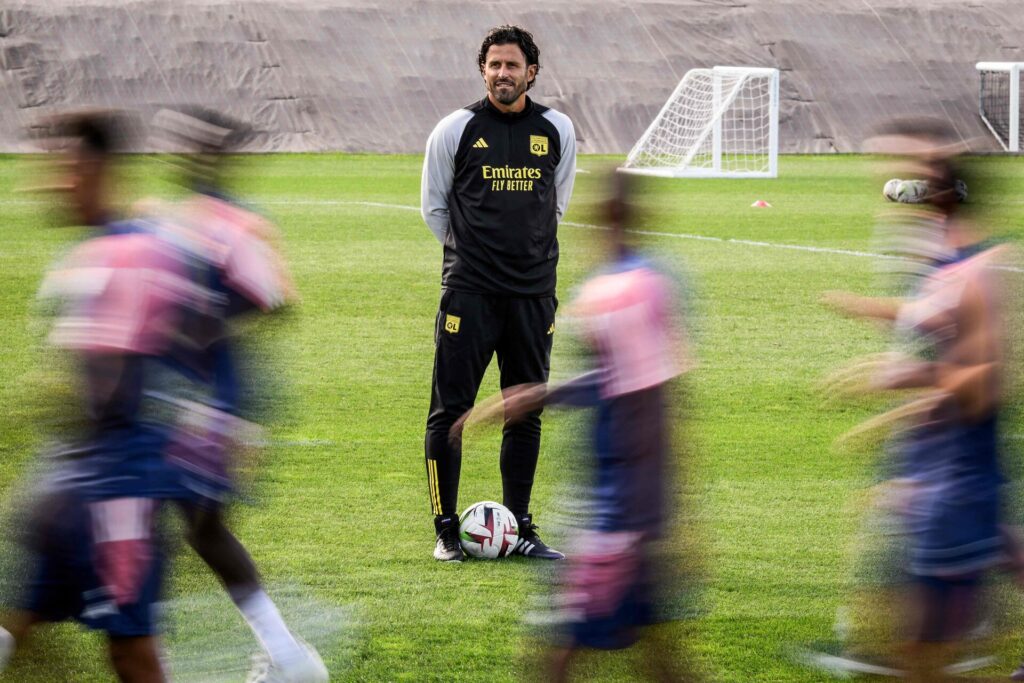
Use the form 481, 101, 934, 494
570, 579, 654, 650
47, 427, 187, 502
21, 493, 165, 638
562, 533, 658, 650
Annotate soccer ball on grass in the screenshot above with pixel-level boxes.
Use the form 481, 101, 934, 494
459, 501, 519, 559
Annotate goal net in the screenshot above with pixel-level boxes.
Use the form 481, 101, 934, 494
621, 66, 779, 178
976, 62, 1022, 152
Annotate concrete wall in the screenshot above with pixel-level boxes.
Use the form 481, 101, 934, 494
2, 0, 1022, 153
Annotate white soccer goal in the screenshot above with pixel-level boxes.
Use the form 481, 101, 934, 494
976, 62, 1022, 152
621, 66, 779, 178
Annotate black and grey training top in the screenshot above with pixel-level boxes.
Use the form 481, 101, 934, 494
421, 96, 576, 297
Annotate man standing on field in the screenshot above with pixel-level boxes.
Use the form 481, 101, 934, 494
421, 25, 577, 562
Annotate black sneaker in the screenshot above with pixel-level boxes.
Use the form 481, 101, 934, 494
512, 513, 564, 560
433, 515, 464, 562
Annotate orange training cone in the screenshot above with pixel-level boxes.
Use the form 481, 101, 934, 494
751, 200, 772, 208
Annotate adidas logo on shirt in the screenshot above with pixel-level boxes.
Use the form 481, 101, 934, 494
472, 138, 488, 149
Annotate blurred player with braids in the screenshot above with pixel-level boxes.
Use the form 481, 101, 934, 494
421, 25, 576, 561
456, 173, 702, 681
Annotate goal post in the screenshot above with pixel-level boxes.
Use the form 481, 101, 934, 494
976, 61, 1022, 152
620, 66, 779, 178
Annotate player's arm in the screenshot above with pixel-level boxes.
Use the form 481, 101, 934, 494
937, 269, 1002, 419
548, 113, 577, 220
421, 111, 469, 243
450, 373, 600, 442
821, 290, 901, 321
544, 371, 602, 407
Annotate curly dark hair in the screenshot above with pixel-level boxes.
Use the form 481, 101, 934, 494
477, 25, 540, 90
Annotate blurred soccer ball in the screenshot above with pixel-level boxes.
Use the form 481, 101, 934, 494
883, 178, 901, 201
895, 179, 928, 204
883, 178, 966, 204
459, 501, 519, 559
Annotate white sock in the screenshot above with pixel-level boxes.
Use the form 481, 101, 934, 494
0, 625, 13, 672
235, 590, 303, 664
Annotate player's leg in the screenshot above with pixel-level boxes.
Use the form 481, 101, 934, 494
639, 622, 703, 683
107, 635, 166, 683
904, 575, 979, 682
178, 501, 326, 681
181, 503, 260, 592
1, 489, 93, 671
79, 496, 170, 683
0, 623, 11, 672
496, 295, 561, 559
0, 610, 44, 672
546, 645, 575, 683
424, 290, 501, 560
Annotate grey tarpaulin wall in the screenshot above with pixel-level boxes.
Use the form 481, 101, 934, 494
1, 0, 1022, 153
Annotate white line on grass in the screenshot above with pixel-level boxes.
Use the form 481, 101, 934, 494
8, 197, 1023, 272
280, 199, 1024, 273
561, 219, 908, 261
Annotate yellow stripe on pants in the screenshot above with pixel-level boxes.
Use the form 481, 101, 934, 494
428, 459, 441, 515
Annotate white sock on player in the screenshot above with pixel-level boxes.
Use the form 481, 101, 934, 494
236, 590, 303, 664
0, 625, 13, 672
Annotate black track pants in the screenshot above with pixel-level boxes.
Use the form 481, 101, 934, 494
424, 289, 556, 519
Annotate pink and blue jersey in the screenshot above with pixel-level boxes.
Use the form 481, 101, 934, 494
39, 225, 205, 500
549, 252, 686, 535
137, 192, 292, 502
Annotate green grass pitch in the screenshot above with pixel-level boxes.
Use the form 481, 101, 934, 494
1, 154, 1023, 681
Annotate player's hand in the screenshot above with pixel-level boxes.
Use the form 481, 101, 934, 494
449, 392, 506, 442
820, 290, 866, 317
449, 409, 473, 443
499, 383, 547, 423
870, 478, 917, 515
833, 391, 945, 452
449, 384, 547, 442
818, 352, 909, 399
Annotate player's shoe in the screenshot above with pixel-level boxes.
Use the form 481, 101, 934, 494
797, 641, 996, 679
797, 642, 904, 678
245, 640, 328, 683
0, 626, 13, 673
1011, 661, 1024, 680
512, 514, 564, 560
433, 514, 464, 562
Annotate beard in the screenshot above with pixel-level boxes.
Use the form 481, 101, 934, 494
490, 78, 526, 105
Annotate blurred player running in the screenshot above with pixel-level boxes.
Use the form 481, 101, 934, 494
142, 106, 324, 683
457, 174, 701, 682
0, 111, 197, 682
822, 125, 1010, 682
